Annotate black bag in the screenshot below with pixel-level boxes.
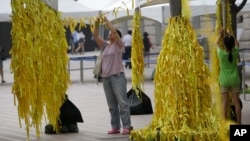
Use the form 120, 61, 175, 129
127, 88, 153, 115
60, 95, 84, 124
45, 95, 83, 134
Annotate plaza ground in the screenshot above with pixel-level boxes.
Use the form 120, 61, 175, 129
0, 51, 249, 141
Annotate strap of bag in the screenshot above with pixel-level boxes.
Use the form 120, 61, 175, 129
100, 42, 108, 55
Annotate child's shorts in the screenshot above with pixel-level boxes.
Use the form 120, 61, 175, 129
220, 86, 240, 93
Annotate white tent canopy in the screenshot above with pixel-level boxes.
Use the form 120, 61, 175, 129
106, 0, 250, 24
0, 0, 134, 22
135, 0, 170, 7
1, 0, 250, 23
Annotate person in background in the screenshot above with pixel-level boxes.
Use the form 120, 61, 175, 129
122, 30, 132, 69
93, 16, 132, 135
71, 30, 78, 55
143, 32, 153, 67
75, 30, 86, 54
0, 45, 6, 83
216, 29, 241, 124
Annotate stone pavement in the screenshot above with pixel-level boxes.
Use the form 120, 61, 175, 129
0, 51, 249, 141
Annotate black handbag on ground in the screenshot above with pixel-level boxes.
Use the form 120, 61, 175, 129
127, 88, 153, 115
60, 95, 84, 124
45, 95, 83, 134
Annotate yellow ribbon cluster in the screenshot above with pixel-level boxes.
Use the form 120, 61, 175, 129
130, 0, 230, 140
63, 1, 133, 33
131, 9, 145, 97
10, 0, 70, 139
131, 15, 219, 141
211, 1, 234, 140
63, 17, 88, 33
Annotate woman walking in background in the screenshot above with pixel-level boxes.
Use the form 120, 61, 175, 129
143, 32, 153, 67
75, 30, 85, 54
216, 30, 241, 124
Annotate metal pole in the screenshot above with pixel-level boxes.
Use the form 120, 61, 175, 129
94, 56, 99, 85
80, 60, 83, 83
242, 60, 246, 100
169, 0, 181, 17
68, 60, 70, 77
222, 0, 227, 29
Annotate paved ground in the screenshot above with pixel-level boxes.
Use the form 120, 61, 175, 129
0, 51, 249, 141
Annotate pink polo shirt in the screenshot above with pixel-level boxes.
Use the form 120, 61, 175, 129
101, 42, 124, 77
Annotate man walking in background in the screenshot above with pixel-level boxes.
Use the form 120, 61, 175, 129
122, 30, 132, 69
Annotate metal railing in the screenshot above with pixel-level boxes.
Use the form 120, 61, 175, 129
67, 49, 250, 101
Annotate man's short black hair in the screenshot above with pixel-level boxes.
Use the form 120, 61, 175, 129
128, 30, 132, 35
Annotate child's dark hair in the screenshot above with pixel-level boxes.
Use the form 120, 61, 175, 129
223, 35, 235, 63
128, 30, 132, 35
